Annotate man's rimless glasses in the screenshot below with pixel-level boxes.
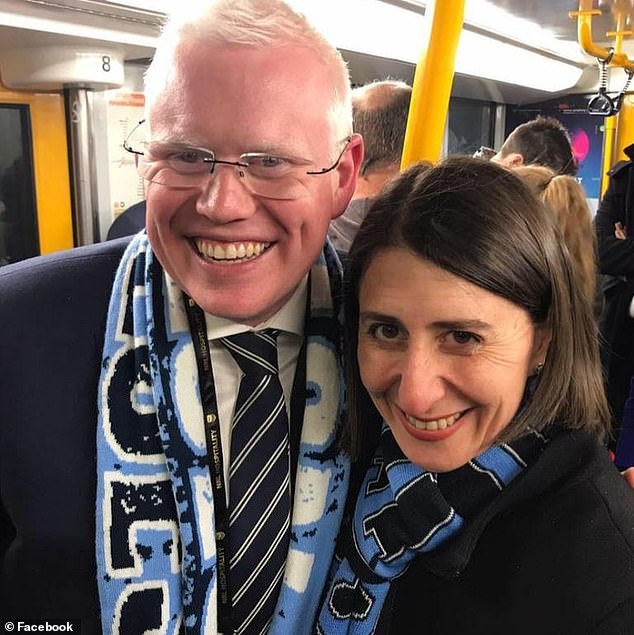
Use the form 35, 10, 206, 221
124, 119, 351, 200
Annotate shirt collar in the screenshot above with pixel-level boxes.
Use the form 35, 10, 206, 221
203, 275, 308, 340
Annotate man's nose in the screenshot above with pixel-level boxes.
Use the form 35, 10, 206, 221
195, 165, 258, 222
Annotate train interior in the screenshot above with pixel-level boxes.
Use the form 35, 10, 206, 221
0, 0, 633, 264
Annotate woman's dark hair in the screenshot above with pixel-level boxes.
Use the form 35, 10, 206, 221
343, 156, 610, 460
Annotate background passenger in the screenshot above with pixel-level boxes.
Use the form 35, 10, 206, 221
597, 142, 634, 467
328, 79, 412, 253
492, 115, 578, 176
105, 199, 146, 240
514, 164, 600, 317
317, 157, 634, 634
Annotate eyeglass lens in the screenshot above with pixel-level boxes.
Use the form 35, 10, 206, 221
125, 121, 348, 200
137, 156, 309, 200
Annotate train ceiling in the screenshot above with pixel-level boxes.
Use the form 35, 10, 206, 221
0, 0, 633, 103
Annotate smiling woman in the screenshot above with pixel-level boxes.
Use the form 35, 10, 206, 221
356, 249, 550, 473
343, 157, 608, 456
315, 156, 634, 634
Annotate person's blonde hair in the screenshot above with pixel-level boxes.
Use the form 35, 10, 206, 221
514, 165, 597, 308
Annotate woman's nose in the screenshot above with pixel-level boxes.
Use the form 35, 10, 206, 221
396, 348, 446, 415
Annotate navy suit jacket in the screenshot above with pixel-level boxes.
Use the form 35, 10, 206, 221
0, 238, 131, 629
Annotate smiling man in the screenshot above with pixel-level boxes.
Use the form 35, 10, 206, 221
0, 1, 362, 632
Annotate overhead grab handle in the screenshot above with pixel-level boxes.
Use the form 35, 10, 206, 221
570, 5, 634, 73
587, 49, 617, 115
586, 51, 634, 116
571, 3, 634, 116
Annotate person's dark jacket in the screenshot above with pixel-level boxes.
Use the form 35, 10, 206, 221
595, 143, 634, 452
596, 143, 634, 276
106, 200, 146, 240
0, 238, 131, 628
375, 431, 634, 634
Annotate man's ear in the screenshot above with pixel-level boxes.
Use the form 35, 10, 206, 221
332, 133, 364, 219
501, 152, 525, 168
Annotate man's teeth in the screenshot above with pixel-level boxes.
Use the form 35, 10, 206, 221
406, 411, 463, 431
195, 240, 271, 261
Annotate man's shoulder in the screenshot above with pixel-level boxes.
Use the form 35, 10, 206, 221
343, 197, 372, 220
0, 238, 131, 312
0, 238, 130, 285
609, 160, 634, 178
327, 197, 372, 253
609, 145, 634, 178
106, 201, 146, 240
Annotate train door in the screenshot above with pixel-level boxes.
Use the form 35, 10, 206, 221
0, 81, 73, 266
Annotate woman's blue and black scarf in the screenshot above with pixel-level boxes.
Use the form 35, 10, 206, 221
315, 423, 549, 634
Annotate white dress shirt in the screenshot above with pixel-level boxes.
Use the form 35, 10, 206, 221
204, 276, 307, 495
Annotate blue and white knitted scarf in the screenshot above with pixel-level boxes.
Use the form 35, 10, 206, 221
96, 232, 350, 634
315, 424, 548, 634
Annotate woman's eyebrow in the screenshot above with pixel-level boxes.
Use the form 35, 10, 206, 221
431, 319, 492, 331
359, 311, 399, 322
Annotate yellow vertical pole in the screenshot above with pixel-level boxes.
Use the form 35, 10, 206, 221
602, 113, 618, 197
400, 0, 465, 168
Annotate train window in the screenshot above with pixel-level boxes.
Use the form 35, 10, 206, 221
447, 97, 496, 157
0, 104, 38, 266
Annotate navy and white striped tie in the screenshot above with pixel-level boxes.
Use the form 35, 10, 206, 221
220, 329, 291, 635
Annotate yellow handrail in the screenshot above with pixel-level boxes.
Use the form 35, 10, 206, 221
571, 1, 634, 193
401, 0, 465, 168
570, 4, 634, 72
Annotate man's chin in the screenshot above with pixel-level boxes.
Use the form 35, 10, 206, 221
193, 294, 280, 327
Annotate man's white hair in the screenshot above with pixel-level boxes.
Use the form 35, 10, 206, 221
144, 0, 353, 147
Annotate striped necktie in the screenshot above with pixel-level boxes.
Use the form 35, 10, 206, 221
220, 329, 291, 635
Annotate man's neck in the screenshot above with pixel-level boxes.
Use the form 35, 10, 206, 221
353, 165, 400, 200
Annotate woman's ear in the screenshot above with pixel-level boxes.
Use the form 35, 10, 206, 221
530, 324, 552, 373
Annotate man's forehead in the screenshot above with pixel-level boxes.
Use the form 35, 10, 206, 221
151, 89, 335, 149
164, 44, 334, 106
174, 38, 326, 71
148, 116, 328, 158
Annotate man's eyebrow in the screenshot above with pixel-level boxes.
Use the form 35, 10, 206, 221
149, 138, 307, 158
148, 139, 208, 149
